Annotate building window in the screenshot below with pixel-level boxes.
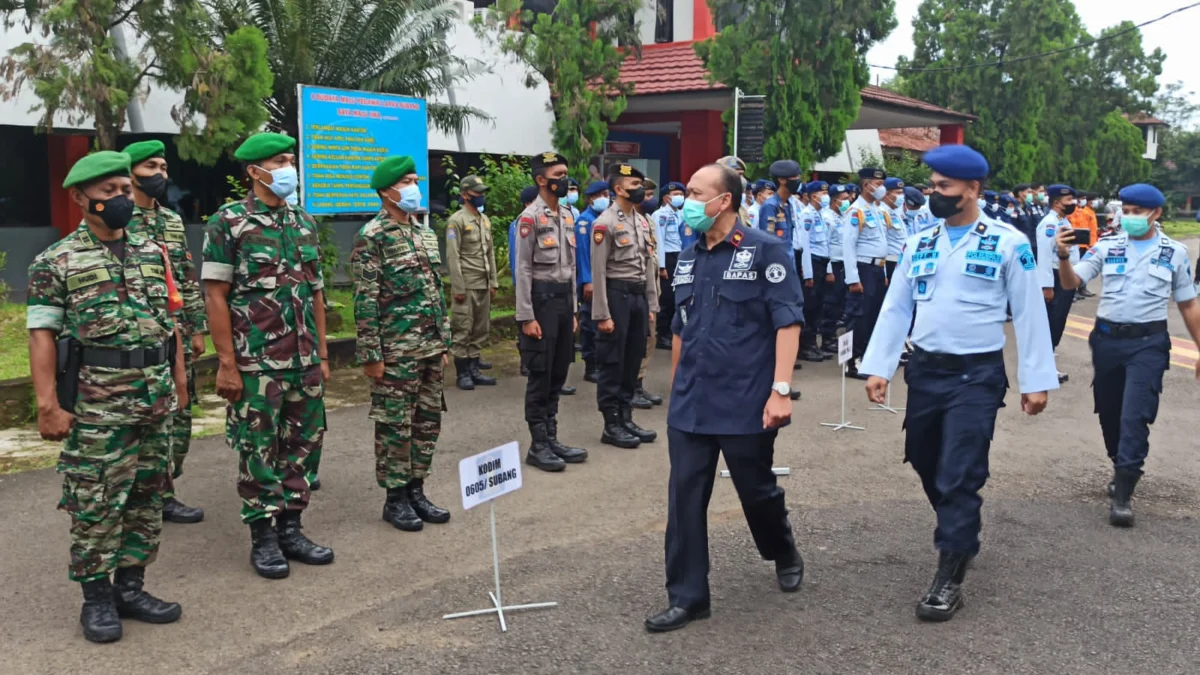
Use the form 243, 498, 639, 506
655, 0, 673, 43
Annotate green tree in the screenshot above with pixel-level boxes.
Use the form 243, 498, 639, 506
1093, 111, 1150, 195
210, 0, 487, 138
478, 0, 641, 179
1150, 82, 1200, 212
0, 0, 273, 163
697, 0, 896, 173
857, 148, 931, 186
442, 153, 531, 275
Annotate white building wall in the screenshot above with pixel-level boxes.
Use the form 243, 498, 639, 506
636, 0, 658, 45
673, 0, 694, 43
1142, 125, 1158, 161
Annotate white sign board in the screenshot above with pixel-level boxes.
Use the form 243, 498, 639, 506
459, 442, 523, 511
838, 331, 854, 365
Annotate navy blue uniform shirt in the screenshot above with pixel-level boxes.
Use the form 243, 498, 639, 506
667, 222, 805, 435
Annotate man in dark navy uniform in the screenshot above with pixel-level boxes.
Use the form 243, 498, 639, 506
644, 163, 806, 634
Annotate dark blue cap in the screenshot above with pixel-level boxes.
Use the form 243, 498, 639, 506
1047, 184, 1075, 199
1118, 183, 1165, 208
844, 183, 858, 192
584, 180, 609, 196
807, 181, 829, 192
520, 185, 540, 204
858, 167, 885, 180
660, 181, 686, 196
903, 186, 925, 207
922, 144, 989, 180
884, 177, 905, 190
830, 184, 849, 196
752, 179, 774, 195
983, 190, 998, 203
999, 194, 1017, 207
769, 159, 802, 178
567, 178, 579, 188
798, 182, 810, 194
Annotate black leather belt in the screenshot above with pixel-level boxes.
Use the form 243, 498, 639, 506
531, 281, 572, 295
1094, 318, 1168, 339
80, 343, 171, 368
608, 279, 646, 294
911, 346, 1003, 372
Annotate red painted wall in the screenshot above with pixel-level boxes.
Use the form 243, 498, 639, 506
693, 0, 715, 40
939, 124, 965, 145
47, 135, 90, 238
679, 110, 724, 181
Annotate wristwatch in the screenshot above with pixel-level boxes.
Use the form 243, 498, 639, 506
771, 382, 791, 397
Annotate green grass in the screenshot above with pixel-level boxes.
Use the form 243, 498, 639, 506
0, 303, 28, 381
1163, 220, 1200, 239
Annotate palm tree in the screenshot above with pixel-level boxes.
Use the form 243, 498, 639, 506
209, 0, 489, 138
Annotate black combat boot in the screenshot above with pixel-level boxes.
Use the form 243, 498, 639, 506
113, 566, 182, 624
560, 385, 577, 395
915, 551, 971, 622
1110, 469, 1140, 528
409, 478, 451, 524
583, 360, 599, 383
820, 337, 838, 356
477, 359, 493, 370
309, 476, 322, 491
470, 358, 497, 386
775, 545, 805, 593
383, 486, 423, 531
655, 335, 673, 350
799, 334, 825, 362
630, 388, 653, 409
162, 497, 204, 524
454, 358, 475, 390
526, 422, 567, 472
80, 579, 122, 643
601, 409, 641, 448
546, 416, 588, 463
248, 519, 290, 579
621, 407, 657, 443
637, 379, 663, 405
275, 511, 335, 565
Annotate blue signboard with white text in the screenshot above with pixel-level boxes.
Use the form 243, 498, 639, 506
296, 84, 429, 215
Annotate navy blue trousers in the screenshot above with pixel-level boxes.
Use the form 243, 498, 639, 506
848, 262, 886, 359
819, 261, 847, 340
664, 427, 793, 610
903, 356, 1007, 555
1047, 269, 1073, 349
1089, 331, 1170, 474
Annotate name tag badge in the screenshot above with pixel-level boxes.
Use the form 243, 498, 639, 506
1103, 259, 1127, 276
963, 263, 999, 280
965, 250, 1002, 265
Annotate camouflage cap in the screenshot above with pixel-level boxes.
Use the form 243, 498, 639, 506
234, 132, 296, 162
370, 156, 417, 190
460, 175, 488, 194
63, 151, 131, 188
122, 140, 166, 166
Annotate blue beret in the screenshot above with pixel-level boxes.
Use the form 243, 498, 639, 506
903, 186, 925, 207
884, 177, 905, 190
858, 167, 886, 180
983, 190, 998, 203
752, 179, 774, 195
844, 183, 858, 192
520, 185, 540, 204
1047, 184, 1075, 199
829, 184, 848, 196
584, 180, 609, 196
1118, 183, 1165, 208
807, 181, 829, 192
769, 160, 802, 178
921, 145, 989, 180
661, 181, 686, 196
999, 194, 1017, 207
567, 178, 579, 188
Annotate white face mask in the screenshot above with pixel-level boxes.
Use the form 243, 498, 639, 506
871, 186, 887, 201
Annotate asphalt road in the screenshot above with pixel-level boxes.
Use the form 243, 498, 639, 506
2, 273, 1200, 674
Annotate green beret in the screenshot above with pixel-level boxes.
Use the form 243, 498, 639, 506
370, 156, 417, 190
122, 140, 165, 166
62, 151, 131, 189
234, 132, 296, 162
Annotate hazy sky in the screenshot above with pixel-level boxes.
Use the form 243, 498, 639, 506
867, 0, 1200, 114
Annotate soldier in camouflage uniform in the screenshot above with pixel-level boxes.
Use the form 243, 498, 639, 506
201, 132, 334, 579
351, 155, 454, 531
122, 140, 208, 524
27, 151, 188, 643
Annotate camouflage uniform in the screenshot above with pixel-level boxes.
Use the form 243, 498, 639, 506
27, 224, 178, 582
126, 205, 206, 496
350, 211, 450, 488
201, 196, 326, 523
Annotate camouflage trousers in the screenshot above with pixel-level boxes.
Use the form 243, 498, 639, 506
57, 419, 171, 582
227, 366, 325, 523
370, 356, 444, 489
163, 358, 196, 500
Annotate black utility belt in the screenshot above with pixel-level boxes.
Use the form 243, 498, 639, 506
910, 346, 1003, 372
608, 279, 647, 294
81, 343, 172, 368
1093, 318, 1168, 339
531, 281, 572, 296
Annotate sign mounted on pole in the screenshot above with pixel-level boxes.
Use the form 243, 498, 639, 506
734, 92, 766, 164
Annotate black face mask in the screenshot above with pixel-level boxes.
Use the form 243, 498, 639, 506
928, 192, 965, 219
468, 195, 486, 210
135, 173, 168, 203
546, 178, 570, 199
88, 194, 135, 231
786, 179, 803, 194
1062, 203, 1077, 216
625, 186, 647, 205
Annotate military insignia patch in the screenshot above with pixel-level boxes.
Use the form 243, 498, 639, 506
593, 225, 606, 244
731, 229, 744, 247
446, 228, 456, 239
766, 263, 787, 283
519, 223, 531, 238
1016, 243, 1036, 270
542, 152, 559, 163
539, 215, 548, 225
619, 165, 632, 176
541, 236, 557, 247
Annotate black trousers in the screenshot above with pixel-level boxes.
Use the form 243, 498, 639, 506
1047, 269, 1073, 349
520, 286, 575, 425
803, 254, 830, 346
657, 252, 679, 342
664, 427, 794, 610
596, 281, 648, 412
819, 260, 847, 340
850, 263, 886, 359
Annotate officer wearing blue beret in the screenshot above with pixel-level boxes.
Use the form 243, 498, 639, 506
902, 186, 935, 236
997, 194, 1017, 225
1055, 183, 1200, 527
818, 183, 853, 356
565, 178, 582, 221
860, 144, 1057, 622
645, 162, 805, 634
798, 181, 832, 360
881, 177, 908, 284
758, 161, 813, 287
1035, 184, 1078, 383
575, 180, 611, 383
746, 179, 773, 229
653, 181, 688, 351
842, 167, 893, 378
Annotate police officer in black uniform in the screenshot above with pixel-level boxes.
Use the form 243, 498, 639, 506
644, 162, 805, 634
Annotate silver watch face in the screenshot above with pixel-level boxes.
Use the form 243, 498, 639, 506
773, 382, 790, 395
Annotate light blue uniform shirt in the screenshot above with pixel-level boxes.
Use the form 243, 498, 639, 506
885, 203, 907, 258
746, 202, 761, 229
842, 197, 890, 284
1073, 231, 1196, 323
904, 207, 936, 236
790, 197, 805, 250
824, 208, 844, 265
801, 204, 830, 259
860, 217, 1059, 395
652, 204, 683, 268
1035, 211, 1079, 289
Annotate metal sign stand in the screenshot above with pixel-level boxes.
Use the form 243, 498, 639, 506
442, 502, 557, 632
822, 331, 864, 432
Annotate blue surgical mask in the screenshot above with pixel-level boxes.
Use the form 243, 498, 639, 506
682, 194, 725, 232
285, 191, 299, 206
591, 197, 610, 213
391, 184, 422, 213
977, 199, 987, 210
669, 195, 685, 209
820, 195, 831, 209
257, 165, 298, 199
1122, 215, 1151, 236
565, 191, 580, 206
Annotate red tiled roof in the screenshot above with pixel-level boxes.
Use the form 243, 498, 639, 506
1125, 112, 1168, 126
879, 127, 940, 152
618, 42, 976, 121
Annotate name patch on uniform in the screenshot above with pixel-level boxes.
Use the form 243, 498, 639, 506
66, 268, 112, 291
724, 246, 757, 280
383, 244, 405, 258
766, 263, 787, 283
1016, 243, 1036, 271
164, 220, 186, 232
673, 275, 694, 287
910, 250, 938, 263
295, 233, 319, 247
164, 231, 186, 244
963, 263, 998, 280
243, 234, 277, 247
139, 264, 165, 280
965, 250, 1002, 265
